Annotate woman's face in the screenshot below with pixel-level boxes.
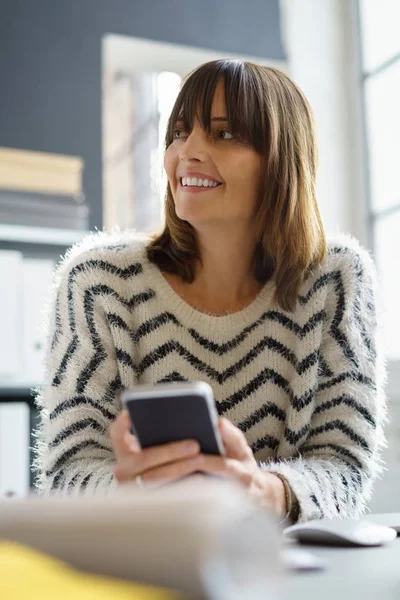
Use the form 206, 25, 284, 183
164, 81, 262, 230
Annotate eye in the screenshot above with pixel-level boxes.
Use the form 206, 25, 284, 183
172, 129, 187, 140
216, 130, 234, 140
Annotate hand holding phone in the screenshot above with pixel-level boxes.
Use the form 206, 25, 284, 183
121, 381, 225, 456
110, 382, 224, 488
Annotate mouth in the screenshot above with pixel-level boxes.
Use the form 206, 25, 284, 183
179, 176, 223, 191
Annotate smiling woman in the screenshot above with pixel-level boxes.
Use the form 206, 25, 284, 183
148, 60, 325, 312
35, 59, 387, 526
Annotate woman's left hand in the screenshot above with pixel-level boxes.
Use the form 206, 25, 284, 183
196, 417, 287, 518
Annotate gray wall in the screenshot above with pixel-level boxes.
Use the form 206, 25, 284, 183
0, 0, 285, 229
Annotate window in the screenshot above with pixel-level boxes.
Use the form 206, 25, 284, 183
358, 0, 400, 361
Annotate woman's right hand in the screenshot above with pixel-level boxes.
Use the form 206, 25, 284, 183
109, 411, 203, 488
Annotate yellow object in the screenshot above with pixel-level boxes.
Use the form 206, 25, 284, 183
0, 541, 184, 600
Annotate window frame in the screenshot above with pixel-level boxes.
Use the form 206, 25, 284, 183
356, 0, 400, 395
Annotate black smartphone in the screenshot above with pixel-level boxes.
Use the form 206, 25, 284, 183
121, 381, 225, 456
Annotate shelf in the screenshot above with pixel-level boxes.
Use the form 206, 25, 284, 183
0, 381, 39, 396
0, 224, 89, 246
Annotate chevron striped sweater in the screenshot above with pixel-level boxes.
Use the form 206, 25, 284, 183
34, 229, 387, 523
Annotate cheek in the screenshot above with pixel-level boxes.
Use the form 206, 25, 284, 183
164, 146, 178, 182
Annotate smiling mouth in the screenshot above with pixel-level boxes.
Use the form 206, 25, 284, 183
179, 176, 222, 190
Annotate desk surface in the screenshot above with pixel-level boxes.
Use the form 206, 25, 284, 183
284, 537, 400, 599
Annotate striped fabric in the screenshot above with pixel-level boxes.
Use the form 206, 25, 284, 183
34, 229, 387, 522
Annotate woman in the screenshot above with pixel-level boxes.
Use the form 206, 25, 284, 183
35, 59, 387, 523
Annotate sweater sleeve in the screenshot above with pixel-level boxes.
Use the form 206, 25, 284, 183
261, 243, 388, 522
34, 245, 132, 496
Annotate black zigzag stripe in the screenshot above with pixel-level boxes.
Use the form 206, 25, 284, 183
318, 353, 334, 378
299, 272, 334, 305
54, 284, 150, 389
128, 289, 157, 309
310, 494, 322, 512
300, 443, 364, 470
54, 261, 144, 386
51, 468, 65, 491
116, 348, 135, 371
80, 473, 94, 491
51, 291, 62, 351
349, 464, 363, 486
157, 372, 188, 384
103, 375, 123, 403
67, 260, 143, 332
305, 464, 327, 505
258, 310, 326, 339
329, 271, 358, 368
45, 440, 110, 477
129, 307, 325, 350
107, 313, 130, 331
290, 386, 316, 411
49, 396, 116, 422
76, 285, 109, 393
308, 419, 370, 452
300, 267, 364, 371
283, 370, 372, 412
238, 403, 286, 432
251, 434, 280, 453
215, 369, 290, 415
325, 469, 341, 514
340, 472, 355, 507
138, 338, 319, 383
52, 335, 79, 386
67, 471, 83, 489
285, 423, 310, 446
317, 371, 375, 393
131, 312, 181, 343
49, 418, 106, 449
313, 394, 376, 428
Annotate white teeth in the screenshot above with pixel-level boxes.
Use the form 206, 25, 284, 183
181, 177, 219, 188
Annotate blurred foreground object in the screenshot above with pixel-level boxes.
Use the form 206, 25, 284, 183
0, 479, 283, 600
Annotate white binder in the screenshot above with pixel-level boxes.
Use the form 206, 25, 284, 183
22, 258, 55, 385
0, 402, 30, 497
0, 250, 23, 380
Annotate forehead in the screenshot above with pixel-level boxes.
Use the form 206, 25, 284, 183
176, 79, 226, 124
209, 81, 226, 114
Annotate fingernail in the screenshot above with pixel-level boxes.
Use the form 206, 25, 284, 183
190, 455, 203, 465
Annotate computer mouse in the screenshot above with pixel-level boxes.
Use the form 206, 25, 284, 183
283, 518, 397, 547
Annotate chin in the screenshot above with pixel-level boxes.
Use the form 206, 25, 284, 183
174, 204, 207, 224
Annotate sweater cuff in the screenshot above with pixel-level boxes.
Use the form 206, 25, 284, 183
260, 460, 319, 523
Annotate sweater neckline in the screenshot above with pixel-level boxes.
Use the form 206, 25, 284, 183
145, 258, 276, 329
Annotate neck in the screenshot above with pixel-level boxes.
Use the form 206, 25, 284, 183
192, 226, 261, 308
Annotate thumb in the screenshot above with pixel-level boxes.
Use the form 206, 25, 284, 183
219, 417, 250, 460
109, 410, 140, 460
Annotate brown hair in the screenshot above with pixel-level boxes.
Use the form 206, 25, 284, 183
147, 59, 327, 312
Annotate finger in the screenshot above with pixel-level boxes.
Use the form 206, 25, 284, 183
109, 411, 138, 460
219, 418, 253, 461
115, 438, 201, 482
141, 454, 206, 489
137, 439, 200, 474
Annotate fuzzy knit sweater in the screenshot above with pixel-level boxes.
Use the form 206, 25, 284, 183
34, 229, 387, 523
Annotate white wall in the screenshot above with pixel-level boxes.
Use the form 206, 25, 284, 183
281, 0, 400, 511
280, 0, 368, 244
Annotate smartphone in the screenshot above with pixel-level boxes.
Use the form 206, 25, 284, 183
121, 381, 225, 456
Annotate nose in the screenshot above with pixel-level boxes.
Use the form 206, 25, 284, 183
178, 127, 208, 163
